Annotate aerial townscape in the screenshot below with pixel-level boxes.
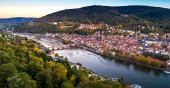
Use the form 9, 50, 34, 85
0, 0, 170, 88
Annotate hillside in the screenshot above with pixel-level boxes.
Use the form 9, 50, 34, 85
42, 5, 170, 23
41, 5, 142, 24
114, 5, 170, 22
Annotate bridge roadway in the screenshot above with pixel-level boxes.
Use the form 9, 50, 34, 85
48, 44, 77, 50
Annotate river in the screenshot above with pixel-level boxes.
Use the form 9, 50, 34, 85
56, 49, 170, 88
16, 33, 170, 88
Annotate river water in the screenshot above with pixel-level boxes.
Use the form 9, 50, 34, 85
16, 33, 170, 88
56, 49, 170, 88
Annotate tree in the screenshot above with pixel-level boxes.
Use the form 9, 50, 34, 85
76, 80, 123, 88
27, 62, 44, 79
33, 47, 42, 56
61, 81, 74, 88
45, 62, 68, 88
7, 72, 37, 88
40, 52, 52, 61
151, 61, 161, 67
0, 63, 17, 87
29, 54, 44, 65
0, 51, 11, 65
52, 63, 68, 81
36, 70, 52, 88
14, 62, 27, 72
44, 61, 56, 69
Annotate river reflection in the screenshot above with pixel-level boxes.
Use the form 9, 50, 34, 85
56, 49, 170, 88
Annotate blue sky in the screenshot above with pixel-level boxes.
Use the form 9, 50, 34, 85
0, 0, 170, 18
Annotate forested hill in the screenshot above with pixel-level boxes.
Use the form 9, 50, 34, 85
41, 5, 170, 23
114, 5, 170, 22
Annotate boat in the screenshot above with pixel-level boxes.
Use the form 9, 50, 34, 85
131, 84, 142, 88
109, 77, 118, 82
165, 59, 170, 74
164, 71, 170, 74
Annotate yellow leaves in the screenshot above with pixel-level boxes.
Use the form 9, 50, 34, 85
54, 63, 68, 79
33, 47, 42, 54
28, 49, 44, 65
5, 42, 12, 46
29, 54, 44, 65
20, 40, 27, 46
21, 46, 28, 53
61, 81, 74, 88
70, 75, 76, 82
45, 61, 56, 69
44, 61, 68, 80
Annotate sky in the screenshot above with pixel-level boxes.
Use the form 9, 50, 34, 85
0, 0, 170, 18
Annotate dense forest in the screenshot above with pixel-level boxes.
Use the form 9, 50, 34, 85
0, 32, 129, 88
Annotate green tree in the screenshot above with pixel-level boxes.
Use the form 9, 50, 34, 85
45, 62, 68, 88
0, 63, 17, 87
27, 62, 44, 79
151, 61, 161, 67
7, 72, 37, 88
0, 51, 11, 65
14, 62, 27, 72
36, 70, 52, 88
61, 81, 74, 88
52, 63, 68, 80
29, 54, 44, 65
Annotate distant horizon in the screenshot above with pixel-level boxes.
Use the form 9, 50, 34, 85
1, 5, 170, 19
1, 4, 170, 19
1, 0, 170, 18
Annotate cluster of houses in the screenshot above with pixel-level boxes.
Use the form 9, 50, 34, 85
55, 32, 170, 60
56, 33, 140, 54
141, 39, 170, 56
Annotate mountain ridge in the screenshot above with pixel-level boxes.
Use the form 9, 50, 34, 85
41, 5, 170, 22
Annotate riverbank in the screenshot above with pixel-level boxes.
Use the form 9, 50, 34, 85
109, 56, 165, 71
